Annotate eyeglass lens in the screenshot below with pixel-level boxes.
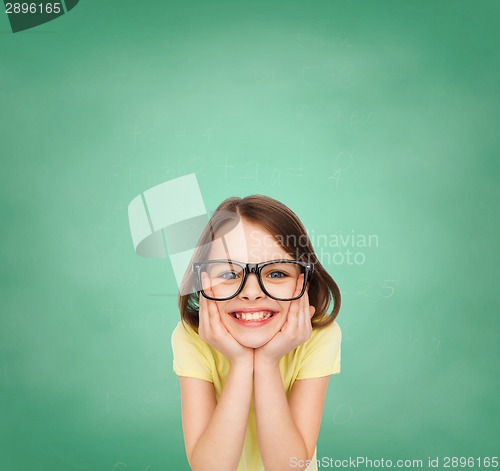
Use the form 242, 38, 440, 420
200, 261, 303, 300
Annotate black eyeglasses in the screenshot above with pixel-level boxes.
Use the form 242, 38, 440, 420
192, 259, 314, 301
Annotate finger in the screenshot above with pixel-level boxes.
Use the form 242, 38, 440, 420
205, 292, 219, 326
200, 273, 218, 327
201, 272, 217, 301
296, 274, 307, 322
298, 281, 313, 336
296, 288, 307, 333
201, 274, 227, 334
290, 273, 304, 321
198, 274, 210, 333
303, 281, 315, 320
285, 296, 300, 336
292, 273, 304, 298
298, 287, 306, 326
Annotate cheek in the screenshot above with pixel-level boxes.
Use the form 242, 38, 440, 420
216, 301, 231, 325
277, 301, 290, 315
274, 302, 290, 327
276, 315, 288, 330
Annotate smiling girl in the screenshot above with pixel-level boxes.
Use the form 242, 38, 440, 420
171, 195, 342, 471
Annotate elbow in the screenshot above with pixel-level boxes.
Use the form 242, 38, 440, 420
266, 444, 312, 471
288, 457, 313, 471
188, 451, 236, 471
287, 443, 315, 471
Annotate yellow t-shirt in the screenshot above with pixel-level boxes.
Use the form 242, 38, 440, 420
171, 320, 342, 471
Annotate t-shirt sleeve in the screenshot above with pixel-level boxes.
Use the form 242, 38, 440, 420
171, 322, 214, 382
296, 321, 342, 380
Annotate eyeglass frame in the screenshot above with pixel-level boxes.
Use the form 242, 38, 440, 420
192, 259, 314, 301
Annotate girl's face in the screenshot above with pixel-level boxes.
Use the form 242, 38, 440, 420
206, 217, 298, 349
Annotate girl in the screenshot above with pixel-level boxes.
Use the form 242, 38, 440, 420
172, 195, 342, 471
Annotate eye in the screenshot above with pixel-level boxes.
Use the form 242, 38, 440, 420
218, 271, 239, 280
267, 270, 287, 279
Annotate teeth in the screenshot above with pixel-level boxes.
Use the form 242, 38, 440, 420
233, 311, 274, 321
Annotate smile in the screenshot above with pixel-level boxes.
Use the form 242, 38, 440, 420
230, 310, 277, 322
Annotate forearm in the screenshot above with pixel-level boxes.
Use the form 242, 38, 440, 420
254, 357, 310, 471
189, 359, 253, 471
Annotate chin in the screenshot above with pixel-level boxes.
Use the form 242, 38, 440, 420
237, 336, 271, 349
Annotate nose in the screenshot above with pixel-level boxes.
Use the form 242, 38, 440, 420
238, 273, 265, 300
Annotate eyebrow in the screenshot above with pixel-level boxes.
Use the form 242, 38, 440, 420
204, 258, 298, 264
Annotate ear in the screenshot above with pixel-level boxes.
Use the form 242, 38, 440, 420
309, 306, 315, 318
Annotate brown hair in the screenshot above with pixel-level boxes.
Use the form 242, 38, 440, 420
178, 195, 341, 331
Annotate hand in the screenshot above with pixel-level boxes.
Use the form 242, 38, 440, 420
255, 274, 315, 366
198, 273, 254, 366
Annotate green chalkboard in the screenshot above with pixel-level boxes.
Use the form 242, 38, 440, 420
1, 0, 499, 470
